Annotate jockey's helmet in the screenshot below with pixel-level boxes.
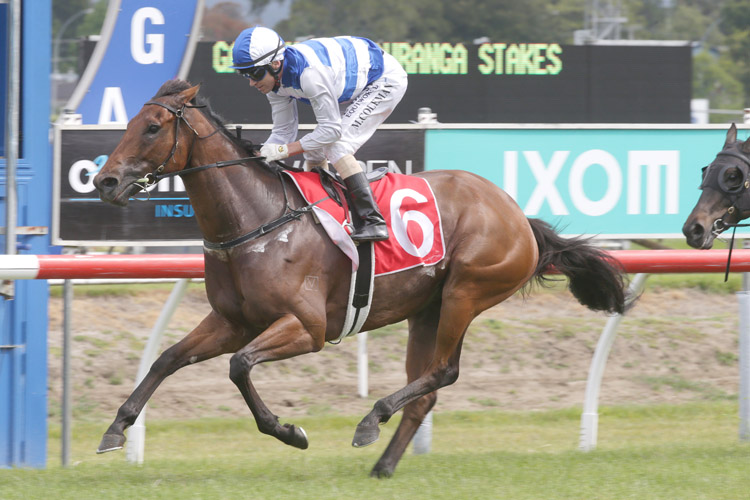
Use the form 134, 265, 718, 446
231, 26, 286, 70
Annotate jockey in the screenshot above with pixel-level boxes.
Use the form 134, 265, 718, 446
231, 26, 408, 242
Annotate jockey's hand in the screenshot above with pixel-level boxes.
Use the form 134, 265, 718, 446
260, 143, 289, 162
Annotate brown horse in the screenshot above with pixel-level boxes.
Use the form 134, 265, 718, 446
93, 80, 626, 477
683, 123, 750, 249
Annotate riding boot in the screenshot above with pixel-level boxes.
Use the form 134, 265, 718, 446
343, 172, 389, 242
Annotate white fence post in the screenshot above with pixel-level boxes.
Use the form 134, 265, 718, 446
413, 410, 433, 454
738, 286, 750, 440
579, 273, 649, 451
61, 279, 73, 467
126, 278, 190, 464
357, 331, 368, 398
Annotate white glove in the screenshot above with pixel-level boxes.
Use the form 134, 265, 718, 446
260, 143, 289, 162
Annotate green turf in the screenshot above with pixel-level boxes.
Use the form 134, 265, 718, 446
3, 402, 748, 499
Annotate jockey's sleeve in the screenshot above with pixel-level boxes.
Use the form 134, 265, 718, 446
297, 68, 342, 152
266, 93, 299, 145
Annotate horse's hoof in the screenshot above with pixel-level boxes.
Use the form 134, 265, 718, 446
96, 433, 125, 454
291, 425, 309, 450
284, 424, 309, 450
352, 423, 380, 448
370, 467, 394, 479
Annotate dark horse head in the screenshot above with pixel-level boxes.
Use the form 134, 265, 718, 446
683, 123, 750, 249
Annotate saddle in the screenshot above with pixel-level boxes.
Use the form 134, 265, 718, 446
314, 166, 389, 206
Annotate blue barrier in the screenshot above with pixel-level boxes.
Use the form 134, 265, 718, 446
0, 0, 52, 468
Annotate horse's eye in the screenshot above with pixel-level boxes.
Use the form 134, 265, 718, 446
146, 124, 160, 135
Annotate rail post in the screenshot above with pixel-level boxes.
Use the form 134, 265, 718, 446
738, 290, 750, 440
579, 273, 649, 451
358, 331, 368, 398
126, 278, 190, 464
413, 410, 433, 454
739, 242, 750, 440
61, 279, 73, 466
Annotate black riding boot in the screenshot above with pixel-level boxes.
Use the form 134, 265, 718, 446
343, 172, 389, 242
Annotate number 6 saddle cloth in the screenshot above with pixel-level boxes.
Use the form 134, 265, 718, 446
283, 170, 446, 276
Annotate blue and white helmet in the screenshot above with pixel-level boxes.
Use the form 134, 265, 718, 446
231, 26, 286, 69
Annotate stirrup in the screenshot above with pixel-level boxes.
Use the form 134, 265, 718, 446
351, 223, 389, 242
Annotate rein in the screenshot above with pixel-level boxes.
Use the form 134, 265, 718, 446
135, 100, 260, 189
714, 221, 750, 282
137, 99, 328, 250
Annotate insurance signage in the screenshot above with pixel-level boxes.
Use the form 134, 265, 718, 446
425, 125, 750, 238
53, 125, 426, 246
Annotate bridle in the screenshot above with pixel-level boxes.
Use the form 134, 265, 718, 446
133, 99, 251, 190
700, 146, 750, 237
699, 145, 750, 280
129, 98, 328, 250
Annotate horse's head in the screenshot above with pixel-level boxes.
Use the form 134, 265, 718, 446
683, 123, 750, 249
93, 81, 201, 206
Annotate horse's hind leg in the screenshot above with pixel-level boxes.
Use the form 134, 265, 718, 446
370, 303, 440, 478
229, 313, 324, 450
97, 311, 246, 453
353, 297, 473, 449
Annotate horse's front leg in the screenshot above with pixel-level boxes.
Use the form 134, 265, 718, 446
97, 311, 246, 453
229, 313, 325, 450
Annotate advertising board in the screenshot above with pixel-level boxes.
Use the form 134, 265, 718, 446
425, 125, 750, 238
53, 125, 425, 246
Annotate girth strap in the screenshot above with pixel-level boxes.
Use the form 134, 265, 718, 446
203, 196, 329, 251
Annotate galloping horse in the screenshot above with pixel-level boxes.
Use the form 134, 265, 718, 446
683, 124, 750, 249
93, 80, 626, 477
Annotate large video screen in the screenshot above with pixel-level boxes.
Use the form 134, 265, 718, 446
187, 41, 691, 124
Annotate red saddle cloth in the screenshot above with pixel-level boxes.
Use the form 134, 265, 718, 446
284, 171, 446, 276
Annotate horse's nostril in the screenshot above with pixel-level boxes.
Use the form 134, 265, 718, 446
99, 176, 119, 189
682, 221, 704, 240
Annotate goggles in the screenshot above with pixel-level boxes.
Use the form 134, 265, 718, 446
234, 38, 285, 81
236, 65, 271, 81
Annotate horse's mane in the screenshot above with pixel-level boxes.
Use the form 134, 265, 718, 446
153, 79, 257, 156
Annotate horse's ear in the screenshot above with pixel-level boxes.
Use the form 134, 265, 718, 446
177, 84, 201, 105
725, 123, 738, 148
742, 136, 750, 155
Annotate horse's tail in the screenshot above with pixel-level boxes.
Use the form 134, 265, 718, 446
527, 218, 626, 315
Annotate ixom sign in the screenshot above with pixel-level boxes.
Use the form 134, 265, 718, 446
425, 126, 750, 239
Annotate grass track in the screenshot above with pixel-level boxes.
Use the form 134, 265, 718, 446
3, 401, 749, 499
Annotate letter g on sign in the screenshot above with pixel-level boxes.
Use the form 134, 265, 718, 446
390, 188, 434, 258
68, 160, 98, 194
131, 7, 165, 64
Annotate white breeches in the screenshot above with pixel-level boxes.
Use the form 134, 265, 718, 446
304, 52, 408, 165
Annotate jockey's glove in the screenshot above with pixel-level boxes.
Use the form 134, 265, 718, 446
260, 143, 289, 162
